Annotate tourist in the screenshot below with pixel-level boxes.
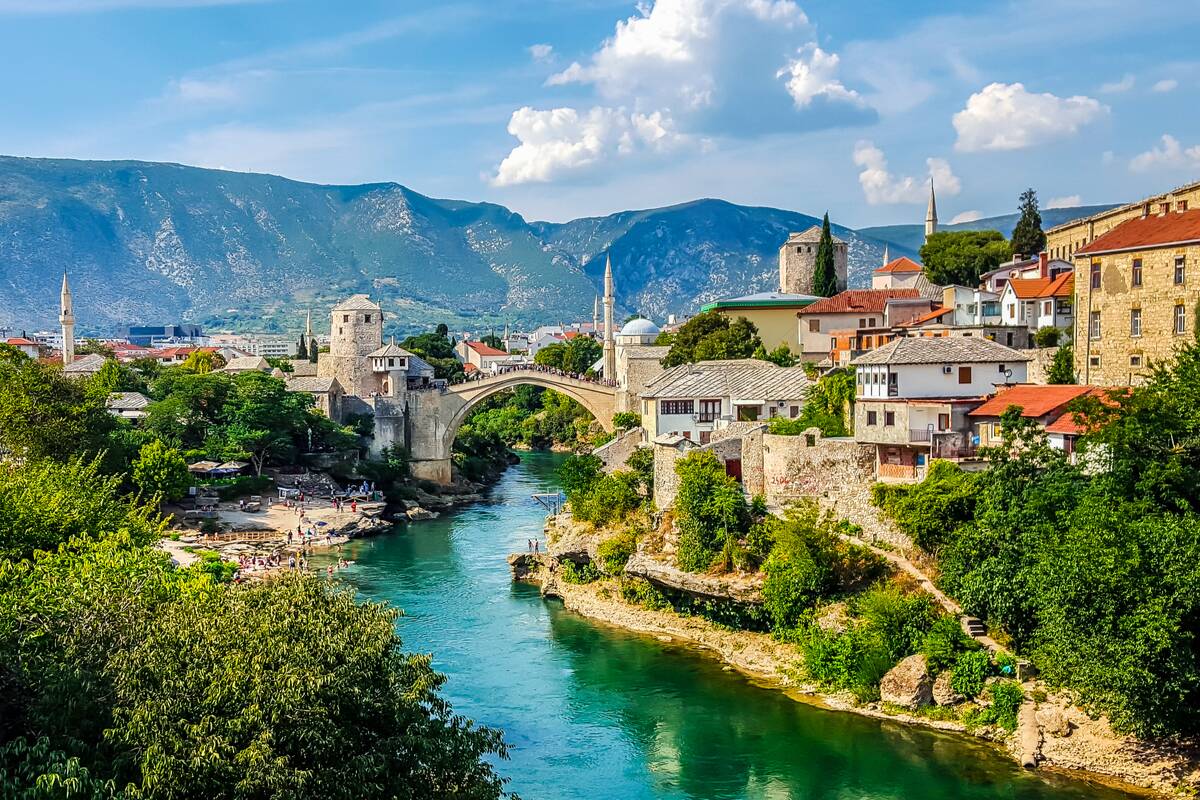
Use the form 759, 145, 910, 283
326, 565, 333, 577
288, 554, 296, 569
351, 500, 357, 514
533, 540, 539, 554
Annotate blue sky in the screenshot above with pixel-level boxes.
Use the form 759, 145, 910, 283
1, 0, 1198, 227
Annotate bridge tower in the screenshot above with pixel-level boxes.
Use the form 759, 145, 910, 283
319, 294, 383, 397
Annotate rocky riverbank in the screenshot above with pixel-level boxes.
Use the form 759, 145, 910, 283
513, 515, 1199, 798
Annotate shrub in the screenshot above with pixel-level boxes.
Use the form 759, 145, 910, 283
560, 560, 603, 585
950, 649, 991, 699
801, 623, 898, 704
1033, 326, 1061, 348
597, 529, 637, 575
619, 577, 670, 611
854, 583, 936, 663
872, 460, 979, 551
984, 680, 1025, 731
572, 471, 641, 527
612, 412, 641, 431
921, 615, 975, 674
672, 451, 750, 572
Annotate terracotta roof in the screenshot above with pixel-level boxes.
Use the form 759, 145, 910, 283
851, 337, 1031, 366
463, 362, 479, 373
968, 384, 1094, 419
1044, 388, 1125, 435
1007, 273, 1074, 300
798, 289, 921, 315
874, 256, 924, 274
1076, 209, 1200, 256
4, 337, 37, 346
901, 306, 953, 327
465, 340, 507, 356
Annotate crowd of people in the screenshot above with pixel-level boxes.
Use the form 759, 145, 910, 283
461, 363, 618, 388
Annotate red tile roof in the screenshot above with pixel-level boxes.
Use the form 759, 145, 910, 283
900, 306, 953, 327
1076, 209, 1200, 256
1007, 272, 1074, 300
1043, 388, 1125, 434
968, 384, 1094, 419
4, 337, 37, 346
798, 289, 921, 315
463, 362, 479, 373
465, 340, 507, 356
874, 256, 924, 274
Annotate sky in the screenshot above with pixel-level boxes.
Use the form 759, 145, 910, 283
1, 0, 1198, 227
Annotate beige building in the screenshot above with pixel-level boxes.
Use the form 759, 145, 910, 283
779, 225, 848, 295
1073, 208, 1200, 385
699, 291, 818, 352
1046, 179, 1200, 262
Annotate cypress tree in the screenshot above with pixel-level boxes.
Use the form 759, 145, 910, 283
297, 336, 308, 360
812, 212, 839, 297
310, 340, 319, 363
1011, 188, 1046, 257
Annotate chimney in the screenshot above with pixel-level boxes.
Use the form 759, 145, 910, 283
1039, 251, 1049, 277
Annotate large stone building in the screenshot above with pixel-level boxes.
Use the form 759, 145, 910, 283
778, 225, 848, 295
1072, 207, 1200, 385
1046, 179, 1200, 262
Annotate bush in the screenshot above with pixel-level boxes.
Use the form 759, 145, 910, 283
560, 559, 603, 584
854, 583, 936, 663
1033, 326, 1061, 348
921, 615, 976, 674
672, 451, 750, 572
983, 680, 1025, 731
597, 529, 637, 575
208, 474, 274, 501
872, 460, 979, 551
619, 577, 670, 611
800, 623, 897, 704
612, 412, 641, 431
950, 649, 991, 699
572, 471, 641, 527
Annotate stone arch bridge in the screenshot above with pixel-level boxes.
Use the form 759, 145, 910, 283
406, 369, 618, 484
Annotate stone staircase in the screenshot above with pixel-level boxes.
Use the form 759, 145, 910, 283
961, 616, 988, 638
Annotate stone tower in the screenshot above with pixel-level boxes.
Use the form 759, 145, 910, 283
59, 273, 75, 367
778, 225, 848, 294
925, 180, 938, 241
318, 294, 383, 397
603, 255, 616, 380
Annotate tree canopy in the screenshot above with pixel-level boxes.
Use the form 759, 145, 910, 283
661, 312, 762, 367
812, 212, 838, 297
402, 328, 464, 383
918, 230, 1012, 287
1010, 188, 1047, 257
533, 336, 601, 374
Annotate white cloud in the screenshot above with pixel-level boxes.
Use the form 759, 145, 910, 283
1099, 74, 1135, 93
490, 106, 687, 187
1047, 194, 1082, 208
776, 45, 861, 108
1129, 134, 1200, 172
853, 140, 961, 206
1152, 78, 1179, 93
950, 210, 983, 224
528, 43, 554, 63
953, 82, 1107, 152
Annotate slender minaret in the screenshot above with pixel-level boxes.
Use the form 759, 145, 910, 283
882, 243, 890, 268
59, 273, 75, 367
602, 254, 616, 380
925, 179, 938, 241
592, 296, 600, 334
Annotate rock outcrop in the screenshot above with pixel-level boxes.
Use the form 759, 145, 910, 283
880, 654, 933, 709
932, 670, 964, 706
623, 552, 764, 603
1037, 706, 1070, 737
406, 506, 438, 521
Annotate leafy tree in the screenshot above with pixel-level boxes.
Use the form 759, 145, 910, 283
753, 343, 796, 367
266, 356, 294, 373
402, 329, 463, 383
480, 333, 506, 352
75, 339, 114, 357
131, 440, 191, 503
625, 447, 654, 499
309, 341, 319, 363
919, 230, 1012, 287
559, 454, 603, 506
1047, 343, 1075, 384
534, 337, 601, 374
661, 311, 763, 367
179, 349, 223, 374
1010, 187, 1047, 257
612, 412, 640, 431
672, 451, 750, 571
217, 372, 313, 475
812, 212, 839, 297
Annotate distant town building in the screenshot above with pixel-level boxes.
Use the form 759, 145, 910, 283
778, 225, 847, 295
3, 337, 39, 358
872, 256, 925, 291
124, 323, 204, 347
796, 289, 935, 362
455, 339, 509, 371
998, 272, 1074, 333
105, 391, 151, 421
700, 291, 818, 353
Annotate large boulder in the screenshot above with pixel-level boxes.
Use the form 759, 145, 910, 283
880, 654, 933, 709
1037, 706, 1071, 738
932, 669, 964, 706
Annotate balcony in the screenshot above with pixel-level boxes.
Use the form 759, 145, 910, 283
909, 428, 932, 442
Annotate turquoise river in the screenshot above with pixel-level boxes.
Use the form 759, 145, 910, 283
324, 452, 1136, 800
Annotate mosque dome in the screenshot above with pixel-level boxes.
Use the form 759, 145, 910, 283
619, 317, 660, 337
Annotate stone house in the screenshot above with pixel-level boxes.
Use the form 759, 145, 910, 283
1046, 179, 1200, 262
285, 376, 346, 422
779, 225, 847, 295
1072, 207, 1200, 386
797, 289, 937, 362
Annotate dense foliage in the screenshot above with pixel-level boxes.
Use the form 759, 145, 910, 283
1047, 344, 1076, 384
401, 325, 464, 383
918, 230, 1012, 288
0, 458, 508, 798
558, 453, 646, 528
767, 369, 855, 438
672, 451, 752, 571
1010, 188, 1047, 257
463, 386, 598, 451
660, 312, 763, 368
533, 336, 601, 375
873, 345, 1200, 736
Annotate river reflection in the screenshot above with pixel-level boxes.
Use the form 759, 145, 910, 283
329, 452, 1134, 800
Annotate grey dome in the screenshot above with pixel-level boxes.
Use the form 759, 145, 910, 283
619, 317, 660, 336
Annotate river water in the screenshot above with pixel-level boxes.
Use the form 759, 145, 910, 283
327, 452, 1134, 800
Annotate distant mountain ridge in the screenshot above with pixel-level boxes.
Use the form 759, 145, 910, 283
0, 155, 1097, 335
857, 205, 1120, 254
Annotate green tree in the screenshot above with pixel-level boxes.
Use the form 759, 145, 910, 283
661, 311, 763, 367
180, 349, 222, 374
612, 411, 640, 431
132, 440, 191, 503
402, 328, 464, 383
753, 343, 796, 367
297, 335, 309, 360
1010, 187, 1047, 257
919, 230, 1012, 287
1047, 344, 1075, 384
673, 451, 750, 571
812, 212, 839, 297
480, 333, 506, 352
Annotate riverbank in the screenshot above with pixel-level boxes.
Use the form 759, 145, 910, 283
513, 541, 1198, 798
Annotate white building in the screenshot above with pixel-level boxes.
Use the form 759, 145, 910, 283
3, 337, 40, 358
998, 273, 1075, 334
639, 359, 810, 444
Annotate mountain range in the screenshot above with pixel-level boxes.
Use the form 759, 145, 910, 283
0, 155, 1102, 336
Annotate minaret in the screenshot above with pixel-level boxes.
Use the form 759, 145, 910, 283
59, 273, 75, 367
304, 309, 313, 351
882, 243, 890, 268
602, 254, 616, 380
925, 179, 938, 241
592, 296, 600, 334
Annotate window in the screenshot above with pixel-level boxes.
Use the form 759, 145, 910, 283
789, 405, 799, 418
958, 366, 972, 384
997, 363, 1006, 373
1180, 200, 1189, 212
1130, 309, 1142, 337
1089, 354, 1101, 368
869, 318, 877, 327
698, 398, 721, 422
884, 410, 895, 426
1132, 258, 1142, 287
699, 431, 712, 444
660, 399, 695, 415
1175, 304, 1187, 335
343, 314, 350, 323
1161, 202, 1172, 215
338, 327, 343, 336
681, 431, 692, 440
364, 314, 372, 323
1042, 300, 1052, 315
938, 413, 950, 431
1130, 354, 1142, 367
387, 357, 395, 367
1089, 311, 1101, 340
1005, 332, 1014, 347
1006, 304, 1015, 320
858, 318, 866, 328
867, 410, 878, 426
1175, 256, 1186, 285
808, 319, 820, 333
1090, 260, 1101, 289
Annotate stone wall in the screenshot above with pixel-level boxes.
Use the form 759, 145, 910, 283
652, 440, 697, 509
595, 427, 643, 472
1026, 346, 1061, 385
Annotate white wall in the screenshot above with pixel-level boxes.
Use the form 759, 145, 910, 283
857, 360, 1027, 399
799, 311, 882, 355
